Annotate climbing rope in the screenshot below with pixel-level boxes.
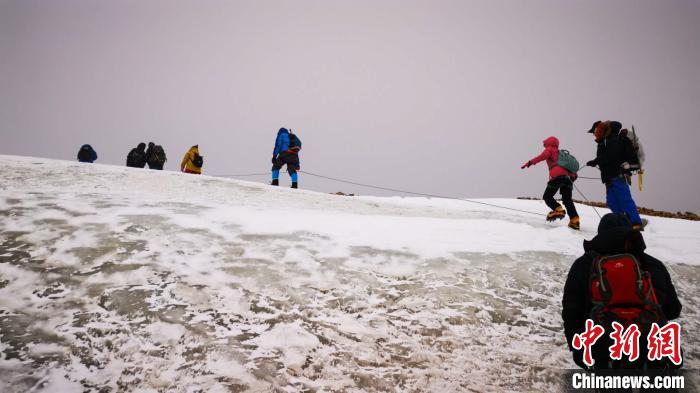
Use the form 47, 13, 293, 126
299, 170, 545, 216
216, 170, 544, 216
572, 182, 602, 218
218, 173, 269, 177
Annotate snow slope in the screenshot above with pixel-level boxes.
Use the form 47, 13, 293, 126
0, 155, 698, 392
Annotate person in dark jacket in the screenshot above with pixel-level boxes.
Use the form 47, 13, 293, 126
145, 142, 167, 170
562, 213, 682, 371
126, 143, 148, 168
77, 144, 98, 163
586, 120, 643, 230
271, 127, 301, 188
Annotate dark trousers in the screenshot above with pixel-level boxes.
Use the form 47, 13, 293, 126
272, 151, 300, 175
543, 176, 578, 219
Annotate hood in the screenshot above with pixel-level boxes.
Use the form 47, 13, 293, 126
277, 128, 289, 136
543, 136, 559, 148
583, 228, 646, 255
137, 143, 146, 151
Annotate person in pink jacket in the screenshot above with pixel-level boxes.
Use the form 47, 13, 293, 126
521, 136, 580, 229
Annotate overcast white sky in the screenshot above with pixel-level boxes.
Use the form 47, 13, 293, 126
2, 0, 699, 212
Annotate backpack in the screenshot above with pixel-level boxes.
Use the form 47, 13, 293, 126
192, 152, 203, 168
288, 132, 302, 152
589, 252, 665, 332
78, 146, 92, 161
127, 149, 147, 167
556, 149, 580, 173
620, 126, 644, 171
150, 145, 167, 165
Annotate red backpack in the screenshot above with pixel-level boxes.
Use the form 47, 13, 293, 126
589, 252, 665, 330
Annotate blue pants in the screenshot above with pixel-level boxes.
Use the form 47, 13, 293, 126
606, 177, 641, 224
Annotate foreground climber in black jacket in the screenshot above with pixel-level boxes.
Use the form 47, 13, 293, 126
562, 213, 682, 371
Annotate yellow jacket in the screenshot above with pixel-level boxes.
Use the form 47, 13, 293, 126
180, 146, 202, 174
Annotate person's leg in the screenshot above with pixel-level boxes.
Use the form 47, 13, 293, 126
271, 158, 283, 186
560, 179, 578, 219
285, 153, 300, 188
606, 181, 622, 214
610, 177, 642, 224
543, 180, 562, 211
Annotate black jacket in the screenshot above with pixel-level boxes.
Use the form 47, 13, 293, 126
588, 133, 637, 184
126, 148, 147, 168
562, 229, 682, 367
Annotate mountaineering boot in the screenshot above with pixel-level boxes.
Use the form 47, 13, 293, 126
291, 182, 298, 189
568, 216, 580, 230
546, 206, 566, 221
271, 179, 279, 186
632, 218, 649, 231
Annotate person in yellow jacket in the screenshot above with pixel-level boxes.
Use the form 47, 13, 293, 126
180, 145, 203, 174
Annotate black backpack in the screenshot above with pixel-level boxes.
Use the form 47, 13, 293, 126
192, 153, 203, 168
289, 133, 302, 152
78, 146, 92, 161
150, 145, 167, 165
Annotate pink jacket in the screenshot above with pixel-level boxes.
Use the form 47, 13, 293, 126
529, 136, 572, 180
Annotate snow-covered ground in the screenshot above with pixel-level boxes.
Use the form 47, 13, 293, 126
0, 155, 698, 392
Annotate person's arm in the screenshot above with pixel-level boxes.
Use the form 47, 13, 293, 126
562, 257, 589, 349
562, 256, 591, 369
181, 151, 190, 171
645, 255, 682, 320
523, 148, 551, 168
595, 138, 617, 167
272, 134, 282, 157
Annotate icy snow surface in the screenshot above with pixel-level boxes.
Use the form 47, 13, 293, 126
0, 155, 698, 392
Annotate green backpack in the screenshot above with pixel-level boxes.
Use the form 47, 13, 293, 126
557, 149, 580, 173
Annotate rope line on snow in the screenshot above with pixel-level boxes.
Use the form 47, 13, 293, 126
216, 170, 544, 216
573, 182, 602, 219
215, 170, 610, 219
299, 170, 545, 216
218, 173, 269, 177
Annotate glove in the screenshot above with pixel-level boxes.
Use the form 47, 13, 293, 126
271, 156, 277, 164
521, 161, 532, 169
586, 160, 596, 167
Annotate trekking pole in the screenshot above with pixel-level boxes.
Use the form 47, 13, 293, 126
572, 182, 602, 219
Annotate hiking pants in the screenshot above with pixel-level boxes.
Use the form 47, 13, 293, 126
272, 152, 300, 182
543, 176, 578, 219
606, 176, 642, 224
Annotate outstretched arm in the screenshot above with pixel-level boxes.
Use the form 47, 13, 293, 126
522, 148, 550, 169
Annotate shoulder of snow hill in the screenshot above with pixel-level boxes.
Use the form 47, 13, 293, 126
1, 154, 699, 265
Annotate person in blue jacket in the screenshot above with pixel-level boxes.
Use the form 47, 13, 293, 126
77, 144, 98, 163
271, 127, 302, 188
